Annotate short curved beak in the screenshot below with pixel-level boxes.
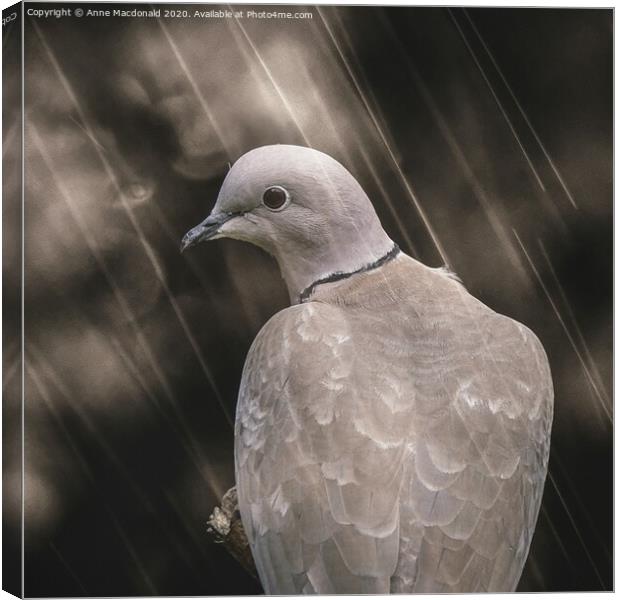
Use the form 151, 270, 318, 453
180, 212, 238, 253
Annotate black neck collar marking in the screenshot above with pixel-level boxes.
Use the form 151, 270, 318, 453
299, 243, 401, 303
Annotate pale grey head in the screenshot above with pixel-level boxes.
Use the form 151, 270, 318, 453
181, 144, 395, 303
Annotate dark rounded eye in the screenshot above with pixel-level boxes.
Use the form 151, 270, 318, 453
262, 186, 289, 211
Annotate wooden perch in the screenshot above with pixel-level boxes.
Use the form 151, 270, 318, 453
206, 486, 258, 579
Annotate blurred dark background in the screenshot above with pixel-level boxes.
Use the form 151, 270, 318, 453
4, 4, 612, 595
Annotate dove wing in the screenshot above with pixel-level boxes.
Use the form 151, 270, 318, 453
235, 301, 404, 594
392, 307, 553, 593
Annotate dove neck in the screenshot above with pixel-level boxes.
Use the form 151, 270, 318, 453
275, 231, 398, 304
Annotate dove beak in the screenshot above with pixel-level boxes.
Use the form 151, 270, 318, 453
180, 212, 239, 253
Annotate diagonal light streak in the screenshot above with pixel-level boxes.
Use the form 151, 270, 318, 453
27, 124, 176, 404
32, 23, 232, 427
27, 128, 228, 496
540, 504, 575, 571
463, 9, 578, 209
320, 11, 399, 153
513, 230, 611, 423
27, 365, 157, 594
25, 362, 157, 595
547, 470, 606, 589
156, 19, 233, 159
550, 453, 612, 563
49, 543, 89, 595
163, 489, 219, 567
447, 9, 547, 193
107, 335, 225, 498
27, 345, 159, 514
155, 7, 267, 333
26, 363, 157, 595
318, 7, 451, 266
3, 119, 19, 158
287, 44, 420, 258
26, 364, 97, 479
228, 8, 312, 148
3, 355, 21, 390
23, 203, 224, 497
149, 199, 262, 333
106, 508, 159, 594
356, 144, 421, 259
538, 239, 610, 403
27, 125, 177, 405
301, 20, 421, 259
379, 14, 528, 282
524, 549, 546, 590
34, 335, 224, 577
29, 341, 225, 556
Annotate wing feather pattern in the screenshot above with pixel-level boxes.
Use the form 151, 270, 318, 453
235, 257, 553, 594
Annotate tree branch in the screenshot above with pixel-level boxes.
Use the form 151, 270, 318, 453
206, 486, 258, 580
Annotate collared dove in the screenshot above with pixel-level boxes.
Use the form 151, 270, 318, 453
182, 145, 553, 594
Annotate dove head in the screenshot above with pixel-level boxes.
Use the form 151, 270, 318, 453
181, 144, 395, 303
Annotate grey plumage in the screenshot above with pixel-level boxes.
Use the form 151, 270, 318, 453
182, 145, 553, 594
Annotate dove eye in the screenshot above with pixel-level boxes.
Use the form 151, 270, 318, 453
262, 186, 289, 211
